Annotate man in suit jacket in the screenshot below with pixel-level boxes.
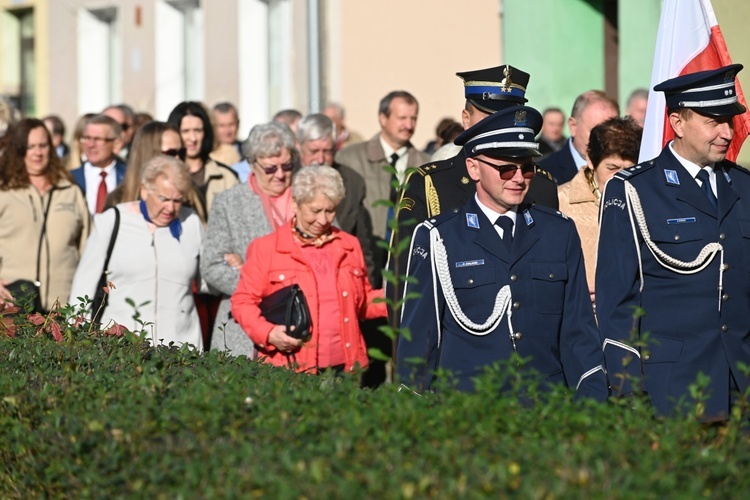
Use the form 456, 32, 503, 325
70, 114, 127, 214
539, 90, 619, 185
335, 90, 430, 284
297, 113, 375, 282
597, 64, 750, 419
397, 104, 607, 400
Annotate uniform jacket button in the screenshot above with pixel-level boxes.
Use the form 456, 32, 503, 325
673, 234, 680, 241
467, 278, 474, 285
513, 301, 520, 309
722, 324, 728, 332
548, 273, 555, 279
643, 354, 650, 361
720, 233, 727, 240
722, 294, 730, 301
513, 332, 523, 340
510, 274, 518, 282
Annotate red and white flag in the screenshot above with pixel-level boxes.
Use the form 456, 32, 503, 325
639, 0, 750, 162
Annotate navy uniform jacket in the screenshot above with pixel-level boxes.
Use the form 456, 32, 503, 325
596, 146, 750, 418
538, 140, 578, 185
389, 152, 559, 315
397, 196, 607, 399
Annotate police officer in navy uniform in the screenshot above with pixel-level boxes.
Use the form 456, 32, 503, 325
397, 65, 558, 234
596, 64, 750, 419
397, 104, 607, 399
389, 66, 558, 323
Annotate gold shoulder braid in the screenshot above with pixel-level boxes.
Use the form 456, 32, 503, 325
425, 175, 441, 218
583, 167, 601, 200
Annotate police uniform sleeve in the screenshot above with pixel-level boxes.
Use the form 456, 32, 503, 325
595, 176, 643, 397
387, 170, 427, 322
558, 217, 608, 401
396, 221, 442, 391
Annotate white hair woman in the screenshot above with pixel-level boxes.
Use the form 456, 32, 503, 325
231, 165, 386, 374
201, 122, 299, 355
70, 155, 204, 348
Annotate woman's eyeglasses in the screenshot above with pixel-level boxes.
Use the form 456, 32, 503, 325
474, 157, 537, 180
162, 148, 187, 161
255, 160, 295, 175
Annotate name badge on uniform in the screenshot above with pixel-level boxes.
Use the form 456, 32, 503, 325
667, 217, 696, 225
466, 213, 480, 229
456, 259, 485, 268
664, 169, 680, 185
523, 209, 534, 227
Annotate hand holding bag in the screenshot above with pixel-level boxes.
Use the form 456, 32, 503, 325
259, 284, 312, 342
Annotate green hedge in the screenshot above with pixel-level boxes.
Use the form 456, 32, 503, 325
1, 304, 749, 497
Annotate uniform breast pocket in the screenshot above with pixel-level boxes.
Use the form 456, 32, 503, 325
649, 222, 705, 261
451, 265, 496, 290
530, 263, 567, 314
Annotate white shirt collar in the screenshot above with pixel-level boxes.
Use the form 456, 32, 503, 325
474, 193, 517, 233
568, 138, 587, 170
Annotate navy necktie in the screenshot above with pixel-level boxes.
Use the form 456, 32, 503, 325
495, 216, 514, 250
696, 169, 718, 210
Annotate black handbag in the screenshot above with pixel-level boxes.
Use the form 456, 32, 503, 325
6, 279, 42, 313
259, 284, 312, 342
91, 207, 120, 324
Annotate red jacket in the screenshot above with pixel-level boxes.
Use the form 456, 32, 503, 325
231, 223, 386, 373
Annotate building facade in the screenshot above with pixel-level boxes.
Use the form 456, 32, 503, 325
0, 0, 748, 160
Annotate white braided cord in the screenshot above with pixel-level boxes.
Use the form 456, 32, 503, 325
429, 226, 514, 343
624, 181, 724, 309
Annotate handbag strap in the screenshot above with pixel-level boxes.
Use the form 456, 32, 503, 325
102, 207, 121, 275
35, 187, 56, 284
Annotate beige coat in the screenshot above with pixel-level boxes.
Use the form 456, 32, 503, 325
0, 180, 91, 310
203, 159, 239, 215
557, 168, 599, 292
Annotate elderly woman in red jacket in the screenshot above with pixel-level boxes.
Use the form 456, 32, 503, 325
231, 165, 385, 374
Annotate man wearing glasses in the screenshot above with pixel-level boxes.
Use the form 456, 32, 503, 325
397, 105, 607, 401
70, 114, 126, 215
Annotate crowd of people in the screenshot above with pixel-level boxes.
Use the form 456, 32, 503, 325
1, 61, 749, 420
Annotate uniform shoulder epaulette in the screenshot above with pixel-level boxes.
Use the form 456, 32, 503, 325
535, 166, 554, 181
529, 203, 570, 220
613, 160, 656, 181
725, 160, 750, 176
415, 159, 453, 177
423, 205, 463, 227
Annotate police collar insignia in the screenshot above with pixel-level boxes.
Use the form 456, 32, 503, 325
664, 169, 680, 185
466, 213, 480, 228
523, 209, 534, 227
723, 170, 732, 184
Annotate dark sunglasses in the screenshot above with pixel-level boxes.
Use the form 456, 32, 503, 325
255, 160, 295, 175
162, 148, 187, 161
474, 157, 537, 181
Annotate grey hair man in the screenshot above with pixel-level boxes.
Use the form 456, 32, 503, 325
297, 113, 374, 280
